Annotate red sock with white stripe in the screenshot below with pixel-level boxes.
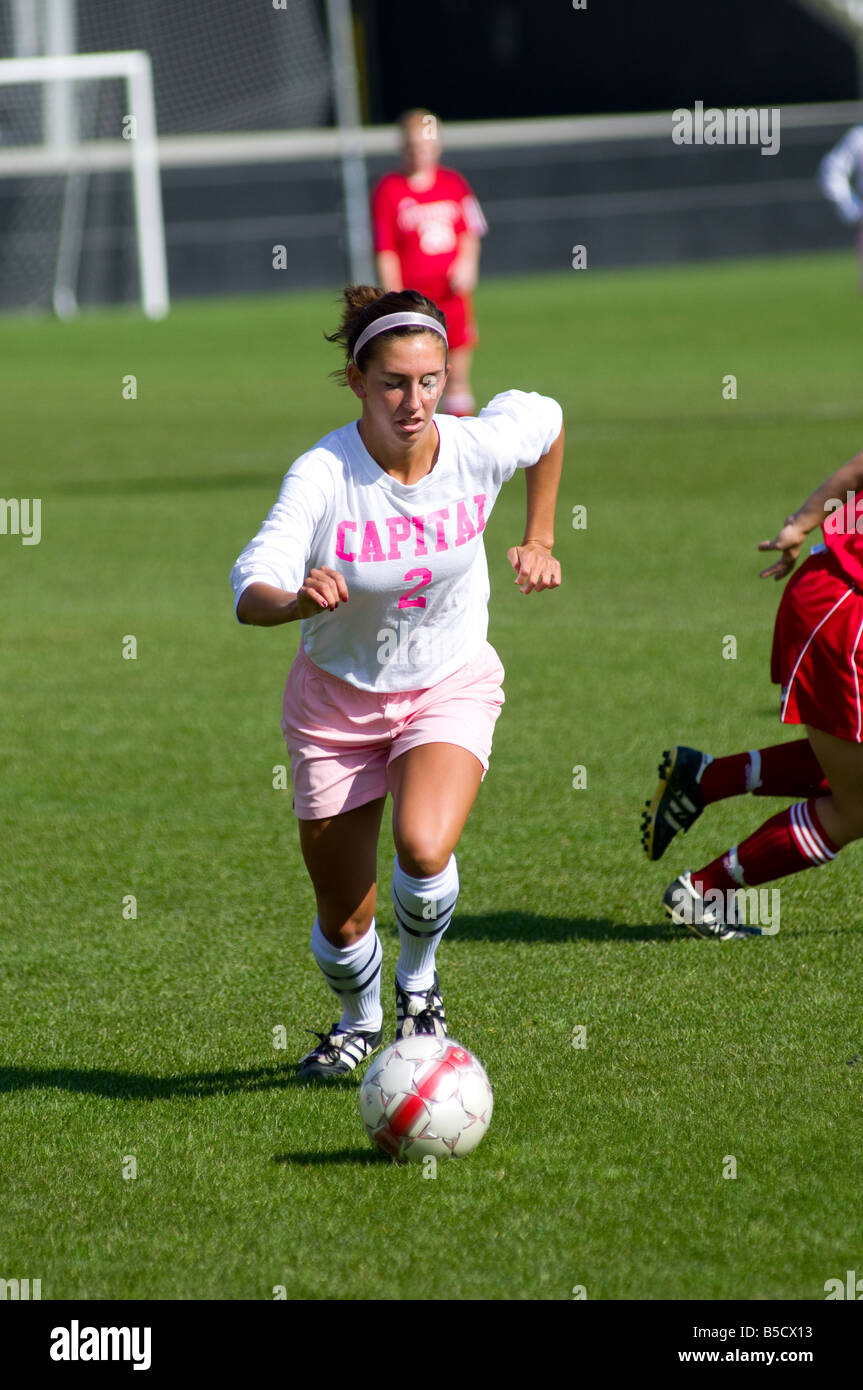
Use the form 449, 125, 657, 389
700, 741, 829, 805
691, 799, 840, 895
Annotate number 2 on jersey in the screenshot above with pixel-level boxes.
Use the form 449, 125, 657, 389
398, 567, 432, 609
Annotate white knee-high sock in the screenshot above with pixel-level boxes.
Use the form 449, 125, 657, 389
391, 854, 459, 994
310, 918, 383, 1033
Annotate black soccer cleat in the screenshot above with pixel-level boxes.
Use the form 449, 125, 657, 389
395, 973, 447, 1040
641, 746, 713, 861
297, 1023, 383, 1081
663, 872, 764, 941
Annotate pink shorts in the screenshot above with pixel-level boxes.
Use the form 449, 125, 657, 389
280, 641, 506, 820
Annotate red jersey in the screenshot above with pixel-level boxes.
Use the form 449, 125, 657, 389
822, 489, 863, 590
372, 166, 487, 306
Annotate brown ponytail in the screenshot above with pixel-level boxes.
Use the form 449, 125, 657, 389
325, 285, 447, 384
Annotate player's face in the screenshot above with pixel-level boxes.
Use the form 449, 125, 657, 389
401, 117, 441, 175
351, 334, 448, 445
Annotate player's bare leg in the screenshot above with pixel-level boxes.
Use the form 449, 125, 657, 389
299, 796, 386, 944
296, 796, 387, 1078
387, 742, 485, 1037
440, 346, 475, 416
389, 741, 483, 876
806, 726, 863, 847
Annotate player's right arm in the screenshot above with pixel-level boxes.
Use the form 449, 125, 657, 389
236, 571, 348, 625
231, 453, 338, 622
758, 449, 863, 579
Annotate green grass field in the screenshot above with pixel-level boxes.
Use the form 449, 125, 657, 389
1, 253, 861, 1301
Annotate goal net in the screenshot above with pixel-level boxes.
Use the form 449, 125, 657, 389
0, 0, 332, 315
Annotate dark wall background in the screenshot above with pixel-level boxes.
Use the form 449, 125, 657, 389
48, 115, 856, 308
358, 0, 857, 121
2, 0, 861, 310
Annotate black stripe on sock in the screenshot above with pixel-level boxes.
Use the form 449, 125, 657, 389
392, 886, 456, 935
319, 940, 382, 993
394, 914, 452, 940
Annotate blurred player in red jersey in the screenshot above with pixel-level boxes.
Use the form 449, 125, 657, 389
372, 109, 487, 417
640, 450, 863, 938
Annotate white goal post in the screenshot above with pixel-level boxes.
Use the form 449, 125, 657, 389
0, 49, 169, 318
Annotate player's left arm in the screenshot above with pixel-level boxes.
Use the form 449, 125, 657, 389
448, 232, 481, 295
448, 180, 487, 295
507, 425, 564, 594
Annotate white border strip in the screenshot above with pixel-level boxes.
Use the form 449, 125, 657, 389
1, 95, 863, 177
850, 611, 863, 741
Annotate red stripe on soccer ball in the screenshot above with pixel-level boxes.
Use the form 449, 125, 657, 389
386, 1045, 465, 1138
374, 1124, 403, 1159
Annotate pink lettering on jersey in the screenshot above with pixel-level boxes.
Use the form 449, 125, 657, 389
336, 520, 357, 562
454, 500, 477, 547
426, 508, 450, 553
411, 516, 428, 557
358, 519, 386, 563
386, 516, 412, 560
473, 493, 487, 534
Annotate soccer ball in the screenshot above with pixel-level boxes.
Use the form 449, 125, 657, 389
359, 1034, 493, 1162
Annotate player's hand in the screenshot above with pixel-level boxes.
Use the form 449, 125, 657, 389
448, 259, 476, 295
757, 516, 808, 580
295, 567, 349, 616
507, 541, 561, 594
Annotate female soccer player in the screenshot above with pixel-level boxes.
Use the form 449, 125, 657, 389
231, 286, 563, 1076
372, 109, 487, 417
641, 449, 863, 938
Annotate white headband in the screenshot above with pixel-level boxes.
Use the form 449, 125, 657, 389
352, 311, 448, 361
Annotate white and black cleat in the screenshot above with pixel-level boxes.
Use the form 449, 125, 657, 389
297, 1023, 383, 1081
663, 871, 764, 941
395, 972, 447, 1040
641, 746, 713, 861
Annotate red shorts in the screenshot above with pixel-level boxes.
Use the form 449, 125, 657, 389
771, 550, 863, 741
438, 293, 477, 352
411, 291, 476, 352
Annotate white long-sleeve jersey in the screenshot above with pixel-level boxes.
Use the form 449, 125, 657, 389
819, 125, 863, 224
230, 390, 563, 692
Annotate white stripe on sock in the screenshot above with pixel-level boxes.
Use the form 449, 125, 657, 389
798, 801, 836, 862
789, 803, 832, 865
724, 846, 746, 886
